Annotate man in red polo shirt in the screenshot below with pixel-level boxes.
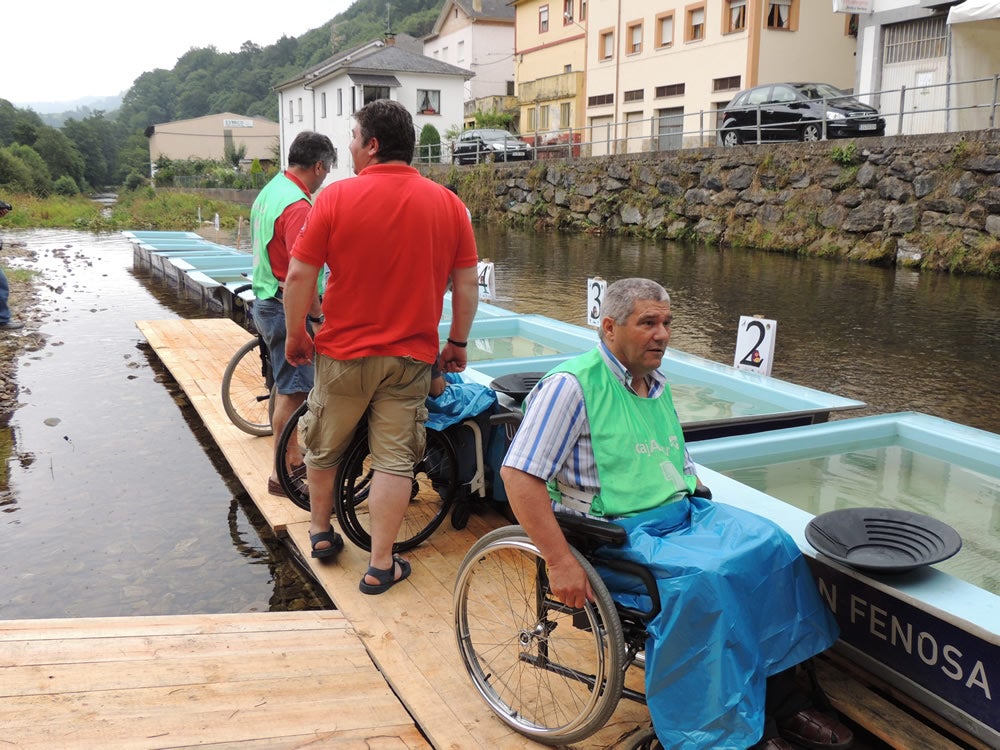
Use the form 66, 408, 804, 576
284, 100, 478, 593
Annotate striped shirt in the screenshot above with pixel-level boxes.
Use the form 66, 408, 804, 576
503, 342, 697, 515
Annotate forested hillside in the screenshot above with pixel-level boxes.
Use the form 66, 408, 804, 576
0, 0, 442, 194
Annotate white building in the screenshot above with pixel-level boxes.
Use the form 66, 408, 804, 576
851, 0, 1000, 134
423, 0, 516, 106
274, 35, 474, 183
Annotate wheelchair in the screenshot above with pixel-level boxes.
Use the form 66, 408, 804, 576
275, 400, 521, 553
453, 512, 662, 746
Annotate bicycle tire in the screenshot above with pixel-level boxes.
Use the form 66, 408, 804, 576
221, 338, 273, 436
275, 401, 311, 511
454, 526, 627, 745
335, 426, 458, 552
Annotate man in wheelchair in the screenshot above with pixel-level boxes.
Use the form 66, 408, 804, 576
500, 278, 852, 750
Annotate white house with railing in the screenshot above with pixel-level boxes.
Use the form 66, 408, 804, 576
273, 35, 473, 183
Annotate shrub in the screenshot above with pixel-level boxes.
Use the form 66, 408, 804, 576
418, 124, 441, 164
53, 175, 80, 196
124, 172, 146, 191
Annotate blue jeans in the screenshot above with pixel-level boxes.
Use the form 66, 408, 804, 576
251, 296, 314, 395
0, 264, 11, 325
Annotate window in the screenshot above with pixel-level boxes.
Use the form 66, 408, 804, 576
321, 92, 327, 118
656, 12, 675, 48
726, 0, 746, 33
337, 88, 343, 116
560, 102, 571, 127
457, 41, 465, 63
624, 88, 644, 103
564, 64, 573, 73
766, 0, 796, 31
580, 0, 587, 22
297, 97, 303, 121
599, 28, 615, 60
442, 46, 449, 61
883, 16, 947, 63
506, 80, 516, 96
627, 22, 643, 54
288, 100, 294, 123
563, 0, 573, 24
417, 89, 440, 115
527, 107, 537, 131
686, 5, 705, 42
713, 75, 741, 92
540, 105, 550, 129
539, 5, 549, 33
350, 86, 357, 113
655, 83, 685, 98
363, 86, 390, 105
846, 13, 859, 37
588, 93, 614, 107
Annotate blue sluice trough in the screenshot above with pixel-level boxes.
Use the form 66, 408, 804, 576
689, 412, 1000, 747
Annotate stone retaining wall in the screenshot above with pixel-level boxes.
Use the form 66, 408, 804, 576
424, 130, 1000, 276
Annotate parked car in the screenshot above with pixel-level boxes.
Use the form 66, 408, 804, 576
452, 129, 534, 164
719, 82, 886, 146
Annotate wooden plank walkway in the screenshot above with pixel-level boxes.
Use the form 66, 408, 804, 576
134, 318, 653, 750
0, 611, 430, 749
2, 316, 959, 750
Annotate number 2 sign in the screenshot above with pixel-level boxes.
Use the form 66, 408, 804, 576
734, 315, 777, 376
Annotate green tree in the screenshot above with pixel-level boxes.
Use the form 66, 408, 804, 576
32, 126, 86, 187
7, 144, 53, 195
418, 124, 441, 163
0, 147, 35, 193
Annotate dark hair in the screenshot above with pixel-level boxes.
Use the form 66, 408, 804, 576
355, 100, 415, 164
287, 131, 337, 170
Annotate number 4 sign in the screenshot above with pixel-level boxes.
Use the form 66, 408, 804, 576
477, 260, 495, 302
734, 315, 777, 376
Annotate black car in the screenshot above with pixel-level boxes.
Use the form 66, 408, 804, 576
719, 82, 885, 146
452, 129, 534, 164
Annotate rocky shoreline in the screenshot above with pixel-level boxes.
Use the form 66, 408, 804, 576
1, 241, 46, 415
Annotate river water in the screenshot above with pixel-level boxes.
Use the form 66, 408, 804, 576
0, 226, 998, 620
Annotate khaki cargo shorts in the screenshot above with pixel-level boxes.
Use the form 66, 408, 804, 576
298, 354, 431, 476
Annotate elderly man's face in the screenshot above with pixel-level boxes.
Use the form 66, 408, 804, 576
603, 298, 672, 377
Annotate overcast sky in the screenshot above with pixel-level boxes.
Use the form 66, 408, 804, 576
2, 2, 355, 107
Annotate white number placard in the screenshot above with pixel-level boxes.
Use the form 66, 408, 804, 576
734, 315, 777, 376
477, 260, 495, 301
586, 277, 606, 328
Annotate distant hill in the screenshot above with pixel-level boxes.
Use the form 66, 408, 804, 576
13, 95, 125, 127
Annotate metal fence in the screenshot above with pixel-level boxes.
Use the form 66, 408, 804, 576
416, 74, 1000, 163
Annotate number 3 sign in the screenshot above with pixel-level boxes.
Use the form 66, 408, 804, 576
586, 277, 606, 328
734, 315, 777, 376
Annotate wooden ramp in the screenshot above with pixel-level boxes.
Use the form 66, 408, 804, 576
0, 611, 430, 749
129, 319, 979, 750
135, 318, 652, 750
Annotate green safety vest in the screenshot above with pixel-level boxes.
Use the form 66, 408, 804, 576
251, 173, 311, 300
546, 349, 697, 517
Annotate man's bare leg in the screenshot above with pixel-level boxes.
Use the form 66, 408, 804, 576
308, 465, 340, 552
364, 471, 412, 584
269, 391, 307, 484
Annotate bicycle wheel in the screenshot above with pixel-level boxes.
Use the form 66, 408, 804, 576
275, 401, 310, 511
221, 338, 273, 436
336, 426, 458, 552
454, 526, 626, 745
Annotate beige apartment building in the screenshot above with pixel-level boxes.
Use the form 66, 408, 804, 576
512, 0, 589, 148
515, 0, 858, 155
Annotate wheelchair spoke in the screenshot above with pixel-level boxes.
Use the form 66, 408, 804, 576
455, 528, 626, 745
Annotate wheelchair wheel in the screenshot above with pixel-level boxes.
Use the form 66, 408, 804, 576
275, 401, 310, 511
336, 426, 457, 553
221, 338, 274, 437
454, 526, 626, 745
